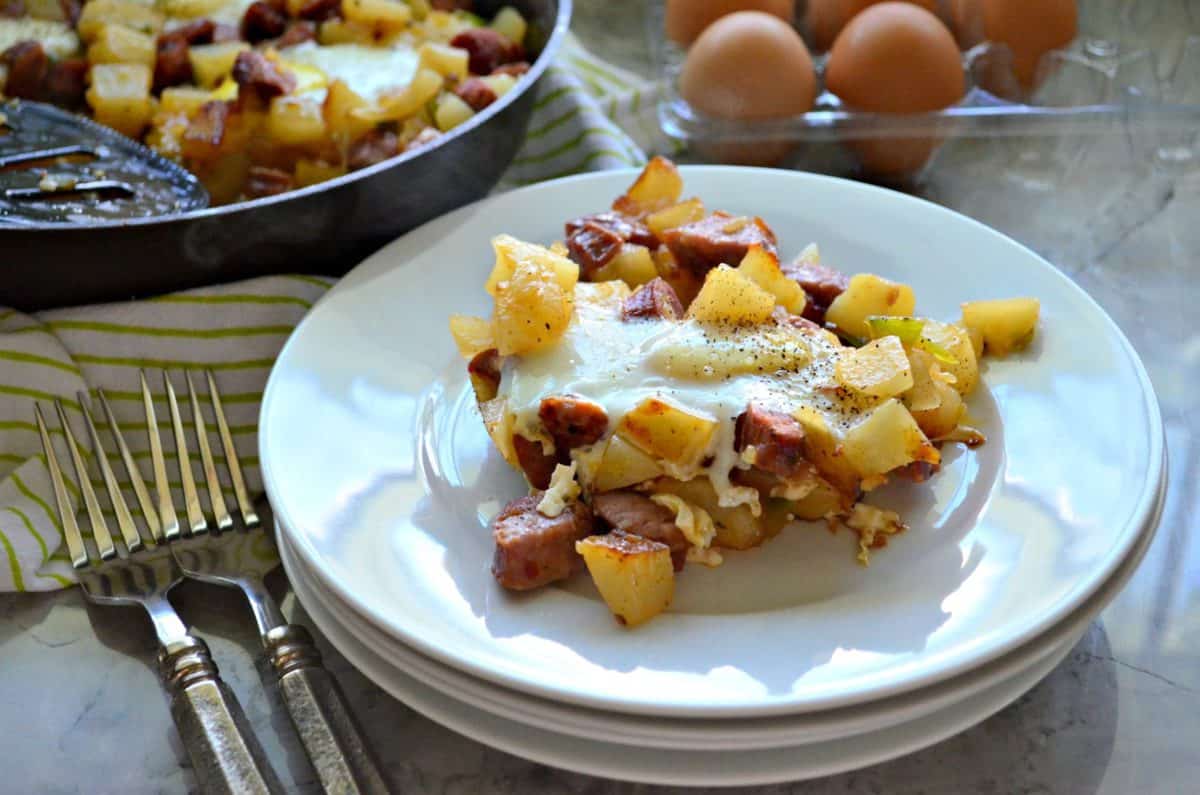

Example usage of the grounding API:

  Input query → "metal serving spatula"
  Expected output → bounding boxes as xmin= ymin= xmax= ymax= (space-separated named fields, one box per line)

xmin=0 ymin=99 xmax=208 ymax=225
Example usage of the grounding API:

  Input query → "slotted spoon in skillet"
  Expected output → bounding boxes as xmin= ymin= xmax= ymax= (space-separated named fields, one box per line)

xmin=0 ymin=99 xmax=208 ymax=225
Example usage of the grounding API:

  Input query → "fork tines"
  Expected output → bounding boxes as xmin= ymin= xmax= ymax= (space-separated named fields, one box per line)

xmin=35 ymin=370 xmax=259 ymax=568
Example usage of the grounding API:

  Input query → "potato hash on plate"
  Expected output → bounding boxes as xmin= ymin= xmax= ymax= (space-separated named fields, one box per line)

xmin=449 ymin=157 xmax=1040 ymax=627
xmin=0 ymin=0 xmax=531 ymax=203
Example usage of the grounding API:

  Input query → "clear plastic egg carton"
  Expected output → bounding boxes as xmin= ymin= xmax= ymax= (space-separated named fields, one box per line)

xmin=647 ymin=0 xmax=1200 ymax=180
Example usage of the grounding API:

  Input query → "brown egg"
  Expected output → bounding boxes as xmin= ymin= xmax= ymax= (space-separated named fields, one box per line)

xmin=981 ymin=0 xmax=1077 ymax=87
xmin=665 ymin=0 xmax=795 ymax=47
xmin=805 ymin=0 xmax=939 ymax=51
xmin=825 ymin=3 xmax=965 ymax=178
xmin=680 ymin=11 xmax=816 ymax=164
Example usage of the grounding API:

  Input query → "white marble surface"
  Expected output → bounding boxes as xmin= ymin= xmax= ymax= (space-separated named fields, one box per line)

xmin=2 ymin=3 xmax=1199 ymax=793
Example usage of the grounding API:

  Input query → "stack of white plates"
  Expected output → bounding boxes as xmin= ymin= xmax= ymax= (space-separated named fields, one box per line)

xmin=260 ymin=169 xmax=1166 ymax=786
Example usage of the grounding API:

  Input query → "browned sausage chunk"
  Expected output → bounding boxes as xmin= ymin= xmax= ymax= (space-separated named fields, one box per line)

xmin=661 ymin=211 xmax=777 ymax=277
xmin=467 ymin=348 xmax=501 ymax=402
xmin=491 ymin=61 xmax=530 ymax=77
xmin=491 ymin=495 xmax=594 ymax=591
xmin=622 ymin=277 xmax=684 ymax=321
xmin=232 ymin=50 xmax=295 ymax=104
xmin=346 ymin=129 xmax=400 ymax=170
xmin=565 ymin=211 xmax=658 ymax=250
xmin=538 ymin=395 xmax=608 ymax=450
xmin=212 ymin=22 xmax=240 ymax=42
xmin=181 ymin=100 xmax=232 ymax=157
xmin=735 ymin=403 xmax=808 ymax=480
xmin=593 ymin=491 xmax=689 ymax=571
xmin=782 ymin=257 xmax=850 ymax=324
xmin=57 ymin=0 xmax=81 ymax=25
xmin=1 ymin=0 xmax=26 ymax=18
xmin=450 ymin=28 xmax=523 ymax=75
xmin=454 ymin=77 xmax=497 ymax=112
xmin=566 ymin=221 xmax=623 ymax=278
xmin=245 ymin=166 xmax=293 ymax=198
xmin=512 ymin=434 xmax=557 ymax=490
xmin=42 ymin=57 xmax=87 ymax=108
xmin=432 ymin=0 xmax=473 ymax=10
xmin=174 ymin=19 xmax=218 ymax=44
xmin=153 ymin=35 xmax=193 ymax=92
xmin=298 ymin=0 xmax=341 ymax=21
xmin=242 ymin=1 xmax=288 ymax=43
xmin=272 ymin=20 xmax=317 ymax=48
xmin=1 ymin=41 xmax=47 ymax=100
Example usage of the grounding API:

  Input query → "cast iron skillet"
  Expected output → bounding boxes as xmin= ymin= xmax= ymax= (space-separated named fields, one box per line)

xmin=0 ymin=0 xmax=570 ymax=311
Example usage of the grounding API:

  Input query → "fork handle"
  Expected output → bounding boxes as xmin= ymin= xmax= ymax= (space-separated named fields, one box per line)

xmin=265 ymin=624 xmax=390 ymax=795
xmin=159 ymin=636 xmax=285 ymax=795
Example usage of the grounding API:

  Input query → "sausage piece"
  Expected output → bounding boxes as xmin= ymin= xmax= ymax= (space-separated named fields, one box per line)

xmin=491 ymin=61 xmax=530 ymax=77
xmin=298 ymin=0 xmax=341 ymax=22
xmin=782 ymin=257 xmax=850 ymax=324
xmin=734 ymin=403 xmax=808 ymax=480
xmin=538 ymin=395 xmax=608 ymax=450
xmin=512 ymin=434 xmax=557 ymax=490
xmin=242 ymin=1 xmax=288 ymax=43
xmin=42 ymin=57 xmax=87 ymax=108
xmin=346 ymin=129 xmax=400 ymax=170
xmin=153 ymin=35 xmax=193 ymax=92
xmin=491 ymin=494 xmax=594 ymax=591
xmin=592 ymin=491 xmax=688 ymax=571
xmin=232 ymin=50 xmax=295 ymax=104
xmin=661 ymin=211 xmax=777 ymax=277
xmin=1 ymin=41 xmax=47 ymax=100
xmin=621 ymin=278 xmax=684 ymax=322
xmin=454 ymin=77 xmax=497 ymax=111
xmin=467 ymin=348 xmax=501 ymax=402
xmin=450 ymin=28 xmax=523 ymax=75
xmin=566 ymin=221 xmax=623 ymax=278
xmin=565 ymin=212 xmax=658 ymax=250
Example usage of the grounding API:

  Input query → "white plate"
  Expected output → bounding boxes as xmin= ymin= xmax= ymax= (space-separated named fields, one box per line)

xmin=281 ymin=474 xmax=1159 ymax=753
xmin=284 ymin=529 xmax=1084 ymax=786
xmin=261 ymin=166 xmax=1164 ymax=718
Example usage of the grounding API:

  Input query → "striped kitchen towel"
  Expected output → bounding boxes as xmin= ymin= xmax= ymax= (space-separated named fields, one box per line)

xmin=0 ymin=37 xmax=663 ymax=592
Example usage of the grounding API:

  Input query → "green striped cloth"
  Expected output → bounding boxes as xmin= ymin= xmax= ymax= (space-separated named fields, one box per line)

xmin=0 ymin=37 xmax=659 ymax=592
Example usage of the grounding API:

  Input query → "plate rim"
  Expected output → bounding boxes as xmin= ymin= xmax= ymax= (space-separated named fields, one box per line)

xmin=261 ymin=165 xmax=1166 ymax=717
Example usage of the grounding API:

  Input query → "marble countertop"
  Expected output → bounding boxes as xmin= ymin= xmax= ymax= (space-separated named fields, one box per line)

xmin=2 ymin=3 xmax=1199 ymax=793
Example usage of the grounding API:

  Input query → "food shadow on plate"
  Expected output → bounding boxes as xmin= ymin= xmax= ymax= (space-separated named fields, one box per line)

xmin=404 ymin=378 xmax=1005 ymax=695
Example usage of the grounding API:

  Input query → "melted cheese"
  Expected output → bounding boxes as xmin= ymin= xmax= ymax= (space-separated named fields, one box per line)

xmin=283 ymin=41 xmax=419 ymax=101
xmin=500 ymin=284 xmax=875 ymax=509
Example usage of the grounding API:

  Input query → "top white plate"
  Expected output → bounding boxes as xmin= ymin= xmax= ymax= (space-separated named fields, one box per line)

xmin=260 ymin=167 xmax=1163 ymax=718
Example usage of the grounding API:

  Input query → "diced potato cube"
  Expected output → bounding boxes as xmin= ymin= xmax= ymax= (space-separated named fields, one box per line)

xmin=418 ymin=42 xmax=469 ymax=81
xmin=616 ymin=397 xmax=718 ymax=469
xmin=966 ymin=325 xmax=984 ymax=358
xmin=652 ymin=477 xmax=765 ymax=550
xmin=961 ymin=298 xmax=1040 ymax=357
xmin=188 ymin=41 xmax=250 ymax=89
xmin=612 ymin=156 xmax=683 ymax=216
xmin=593 ymin=435 xmax=665 ymax=492
xmin=652 ymin=246 xmax=702 ymax=307
xmin=577 ymin=531 xmax=675 ymax=628
xmin=294 ymin=159 xmax=347 ymax=188
xmin=322 ymin=79 xmax=374 ymax=143
xmin=919 ymin=319 xmax=979 ymax=395
xmin=88 ymin=24 xmax=156 ymax=67
xmin=491 ymin=240 xmax=579 ymax=356
xmin=825 ymin=274 xmax=917 ymax=340
xmin=448 ymin=314 xmax=495 ymax=358
xmin=687 ymin=264 xmax=776 ymax=326
xmin=157 ymin=0 xmax=228 ymax=18
xmin=793 ymin=406 xmax=861 ymax=500
xmin=343 ymin=0 xmax=412 ymax=33
xmin=479 ymin=397 xmax=518 ymax=468
xmin=737 ymin=244 xmax=806 ymax=315
xmin=318 ymin=18 xmax=377 ymax=45
xmin=835 ymin=336 xmax=914 ymax=398
xmin=909 ymin=370 xmax=964 ymax=440
xmin=591 ymin=243 xmax=658 ymax=288
xmin=267 ymin=96 xmax=327 ymax=146
xmin=354 ymin=67 xmax=442 ymax=123
xmin=78 ymin=0 xmax=163 ymax=40
xmin=490 ymin=5 xmax=527 ymax=44
xmin=486 ymin=234 xmax=579 ymax=297
xmin=645 ymin=197 xmax=705 ymax=237
xmin=434 ymin=92 xmax=475 ymax=131
xmin=160 ymin=86 xmax=213 ymax=117
xmin=86 ymin=63 xmax=153 ymax=138
xmin=787 ymin=477 xmax=843 ymax=520
xmin=480 ymin=72 xmax=517 ymax=99
xmin=841 ymin=399 xmax=938 ymax=478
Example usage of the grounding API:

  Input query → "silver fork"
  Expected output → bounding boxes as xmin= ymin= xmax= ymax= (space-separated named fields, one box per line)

xmin=35 ymin=399 xmax=284 ymax=795
xmin=141 ymin=370 xmax=388 ymax=795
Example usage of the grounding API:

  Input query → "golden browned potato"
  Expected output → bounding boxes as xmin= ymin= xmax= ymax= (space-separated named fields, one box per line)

xmin=825 ymin=274 xmax=917 ymax=340
xmin=591 ymin=244 xmax=658 ymax=287
xmin=268 ymin=96 xmax=328 ymax=147
xmin=577 ymin=530 xmax=675 ymax=627
xmin=322 ymin=80 xmax=375 ymax=144
xmin=687 ymin=264 xmax=777 ymax=325
xmin=187 ymin=41 xmax=250 ymax=89
xmin=651 ymin=477 xmax=768 ymax=550
xmin=736 ymin=245 xmax=806 ymax=315
xmin=448 ymin=314 xmax=494 ymax=358
xmin=86 ymin=63 xmax=153 ymax=138
xmin=835 ymin=336 xmax=914 ymax=398
xmin=616 ymin=397 xmax=718 ymax=470
xmin=343 ymin=0 xmax=413 ymax=34
xmin=841 ymin=399 xmax=939 ymax=478
xmin=918 ymin=319 xmax=979 ymax=395
xmin=88 ymin=24 xmax=156 ymax=68
xmin=612 ymin=156 xmax=684 ymax=216
xmin=77 ymin=0 xmax=163 ymax=40
xmin=961 ymin=298 xmax=1040 ymax=357
xmin=592 ymin=435 xmax=666 ymax=492
xmin=645 ymin=198 xmax=706 ymax=237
